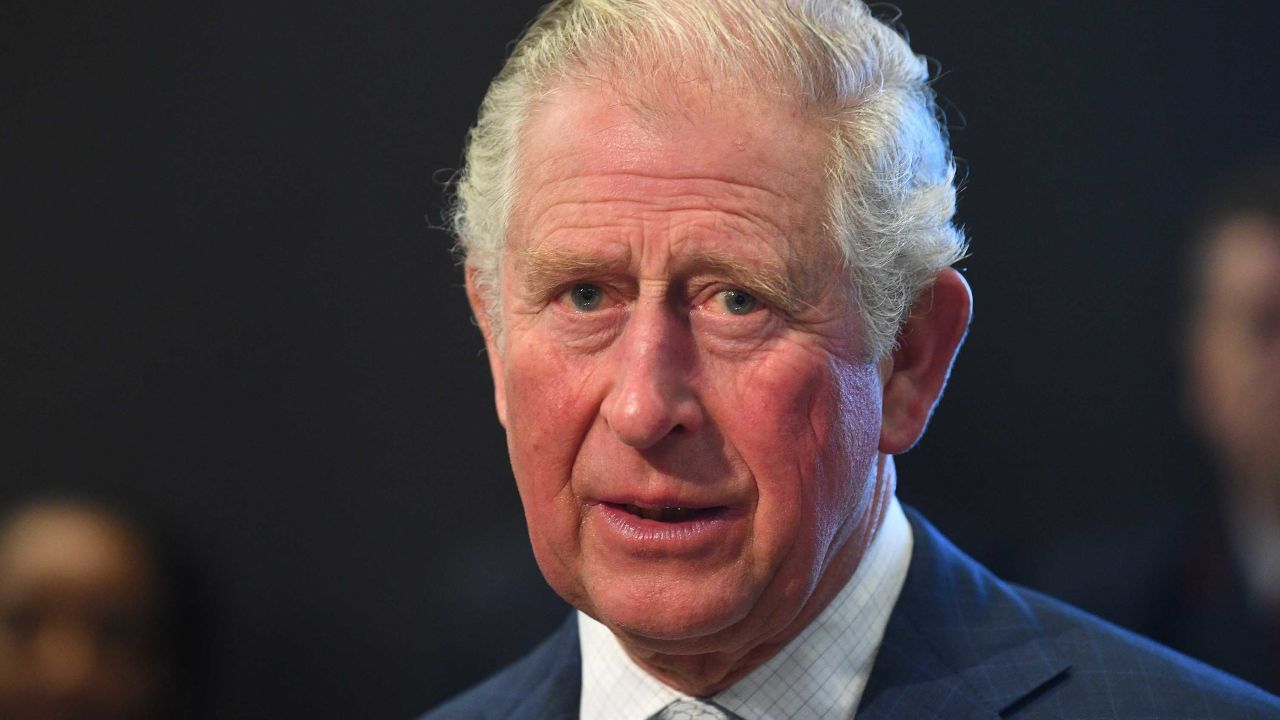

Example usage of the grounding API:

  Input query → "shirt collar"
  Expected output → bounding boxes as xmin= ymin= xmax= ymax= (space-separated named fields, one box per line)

xmin=578 ymin=496 xmax=913 ymax=720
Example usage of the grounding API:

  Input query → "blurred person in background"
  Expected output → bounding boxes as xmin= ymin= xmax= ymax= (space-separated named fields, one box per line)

xmin=0 ymin=496 xmax=197 ymax=720
xmin=1172 ymin=154 xmax=1280 ymax=691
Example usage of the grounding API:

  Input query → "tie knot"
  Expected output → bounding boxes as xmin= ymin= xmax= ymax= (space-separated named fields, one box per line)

xmin=653 ymin=698 xmax=739 ymax=720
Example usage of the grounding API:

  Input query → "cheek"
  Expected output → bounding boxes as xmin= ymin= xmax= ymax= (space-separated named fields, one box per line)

xmin=724 ymin=350 xmax=882 ymax=550
xmin=500 ymin=342 xmax=601 ymax=552
xmin=820 ymin=360 xmax=883 ymax=521
xmin=831 ymin=358 xmax=883 ymax=459
xmin=1201 ymin=331 xmax=1259 ymax=424
xmin=503 ymin=345 xmax=593 ymax=476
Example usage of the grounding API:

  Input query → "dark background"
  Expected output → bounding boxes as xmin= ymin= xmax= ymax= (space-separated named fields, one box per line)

xmin=3 ymin=1 xmax=1278 ymax=717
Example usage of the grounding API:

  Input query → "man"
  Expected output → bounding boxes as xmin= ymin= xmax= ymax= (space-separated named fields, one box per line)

xmin=1158 ymin=155 xmax=1280 ymax=689
xmin=0 ymin=498 xmax=179 ymax=720
xmin=425 ymin=1 xmax=1280 ymax=717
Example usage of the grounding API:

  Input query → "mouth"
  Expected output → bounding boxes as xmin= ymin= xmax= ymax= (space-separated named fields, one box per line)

xmin=608 ymin=502 xmax=725 ymax=523
xmin=590 ymin=500 xmax=741 ymax=554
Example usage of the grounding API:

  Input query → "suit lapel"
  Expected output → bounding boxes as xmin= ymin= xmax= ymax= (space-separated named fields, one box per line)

xmin=857 ymin=508 xmax=1070 ymax=719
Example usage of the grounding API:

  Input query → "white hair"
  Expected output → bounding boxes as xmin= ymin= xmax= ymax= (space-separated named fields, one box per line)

xmin=450 ymin=0 xmax=966 ymax=360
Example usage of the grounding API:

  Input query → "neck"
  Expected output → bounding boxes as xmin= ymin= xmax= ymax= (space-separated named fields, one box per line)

xmin=618 ymin=455 xmax=898 ymax=696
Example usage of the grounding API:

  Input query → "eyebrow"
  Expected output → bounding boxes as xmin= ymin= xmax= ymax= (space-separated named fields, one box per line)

xmin=517 ymin=245 xmax=630 ymax=300
xmin=689 ymin=252 xmax=811 ymax=316
xmin=517 ymin=245 xmax=814 ymax=316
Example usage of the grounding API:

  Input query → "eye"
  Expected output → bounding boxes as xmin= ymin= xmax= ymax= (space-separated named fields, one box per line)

xmin=568 ymin=283 xmax=604 ymax=312
xmin=720 ymin=289 xmax=759 ymax=315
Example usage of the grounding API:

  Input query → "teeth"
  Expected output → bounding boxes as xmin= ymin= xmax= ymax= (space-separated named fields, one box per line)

xmin=623 ymin=504 xmax=702 ymax=522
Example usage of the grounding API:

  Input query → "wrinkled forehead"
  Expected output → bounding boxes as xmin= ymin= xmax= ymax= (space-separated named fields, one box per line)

xmin=510 ymin=77 xmax=835 ymax=246
xmin=502 ymin=79 xmax=842 ymax=304
xmin=544 ymin=80 xmax=813 ymax=156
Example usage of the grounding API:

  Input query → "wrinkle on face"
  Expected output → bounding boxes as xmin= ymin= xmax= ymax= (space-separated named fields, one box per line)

xmin=518 ymin=239 xmax=817 ymax=320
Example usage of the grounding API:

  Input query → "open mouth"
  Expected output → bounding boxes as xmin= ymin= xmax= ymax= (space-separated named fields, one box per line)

xmin=613 ymin=503 xmax=723 ymax=522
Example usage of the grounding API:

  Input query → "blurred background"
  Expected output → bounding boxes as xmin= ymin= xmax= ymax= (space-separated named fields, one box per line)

xmin=2 ymin=1 xmax=1278 ymax=717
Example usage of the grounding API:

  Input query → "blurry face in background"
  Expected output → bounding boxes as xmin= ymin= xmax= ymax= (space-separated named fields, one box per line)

xmin=1191 ymin=215 xmax=1280 ymax=489
xmin=0 ymin=505 xmax=163 ymax=720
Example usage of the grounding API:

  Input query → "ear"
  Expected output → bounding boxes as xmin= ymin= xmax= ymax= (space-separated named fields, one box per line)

xmin=879 ymin=268 xmax=973 ymax=453
xmin=465 ymin=266 xmax=508 ymax=429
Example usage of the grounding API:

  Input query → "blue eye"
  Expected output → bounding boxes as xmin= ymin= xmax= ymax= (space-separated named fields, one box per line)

xmin=722 ymin=289 xmax=758 ymax=315
xmin=569 ymin=284 xmax=603 ymax=311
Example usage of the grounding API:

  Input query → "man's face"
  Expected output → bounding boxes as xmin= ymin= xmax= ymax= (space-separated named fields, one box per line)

xmin=1192 ymin=216 xmax=1280 ymax=482
xmin=478 ymin=83 xmax=889 ymax=651
xmin=0 ymin=506 xmax=162 ymax=720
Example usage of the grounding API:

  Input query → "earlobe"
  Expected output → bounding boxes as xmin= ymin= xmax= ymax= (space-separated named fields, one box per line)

xmin=465 ymin=266 xmax=508 ymax=429
xmin=879 ymin=268 xmax=973 ymax=453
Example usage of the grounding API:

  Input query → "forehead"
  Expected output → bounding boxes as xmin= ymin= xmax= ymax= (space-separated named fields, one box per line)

xmin=522 ymin=78 xmax=825 ymax=176
xmin=1202 ymin=216 xmax=1280 ymax=297
xmin=0 ymin=507 xmax=153 ymax=594
xmin=511 ymin=80 xmax=832 ymax=254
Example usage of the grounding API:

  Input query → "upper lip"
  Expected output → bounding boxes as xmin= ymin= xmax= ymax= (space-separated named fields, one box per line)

xmin=589 ymin=493 xmax=733 ymax=510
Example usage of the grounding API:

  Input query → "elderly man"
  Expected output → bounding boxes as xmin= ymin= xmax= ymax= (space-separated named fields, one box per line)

xmin=425 ymin=1 xmax=1279 ymax=717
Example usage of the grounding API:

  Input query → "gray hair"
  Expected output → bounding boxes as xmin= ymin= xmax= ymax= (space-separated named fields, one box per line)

xmin=450 ymin=0 xmax=966 ymax=360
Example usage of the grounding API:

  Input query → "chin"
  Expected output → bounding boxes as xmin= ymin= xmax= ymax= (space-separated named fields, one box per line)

xmin=585 ymin=576 xmax=757 ymax=648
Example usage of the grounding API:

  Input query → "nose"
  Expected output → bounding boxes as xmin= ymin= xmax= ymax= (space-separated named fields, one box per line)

xmin=602 ymin=302 xmax=703 ymax=448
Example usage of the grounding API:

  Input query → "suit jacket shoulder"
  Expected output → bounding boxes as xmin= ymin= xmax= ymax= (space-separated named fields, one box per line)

xmin=858 ymin=507 xmax=1280 ymax=718
xmin=419 ymin=614 xmax=580 ymax=720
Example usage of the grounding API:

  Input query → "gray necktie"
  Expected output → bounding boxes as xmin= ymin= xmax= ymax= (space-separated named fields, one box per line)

xmin=650 ymin=699 xmax=742 ymax=720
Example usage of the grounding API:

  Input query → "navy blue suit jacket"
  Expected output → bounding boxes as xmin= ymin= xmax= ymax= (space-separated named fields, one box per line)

xmin=423 ymin=508 xmax=1280 ymax=718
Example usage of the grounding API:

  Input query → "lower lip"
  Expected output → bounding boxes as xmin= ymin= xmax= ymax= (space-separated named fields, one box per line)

xmin=588 ymin=503 xmax=740 ymax=556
